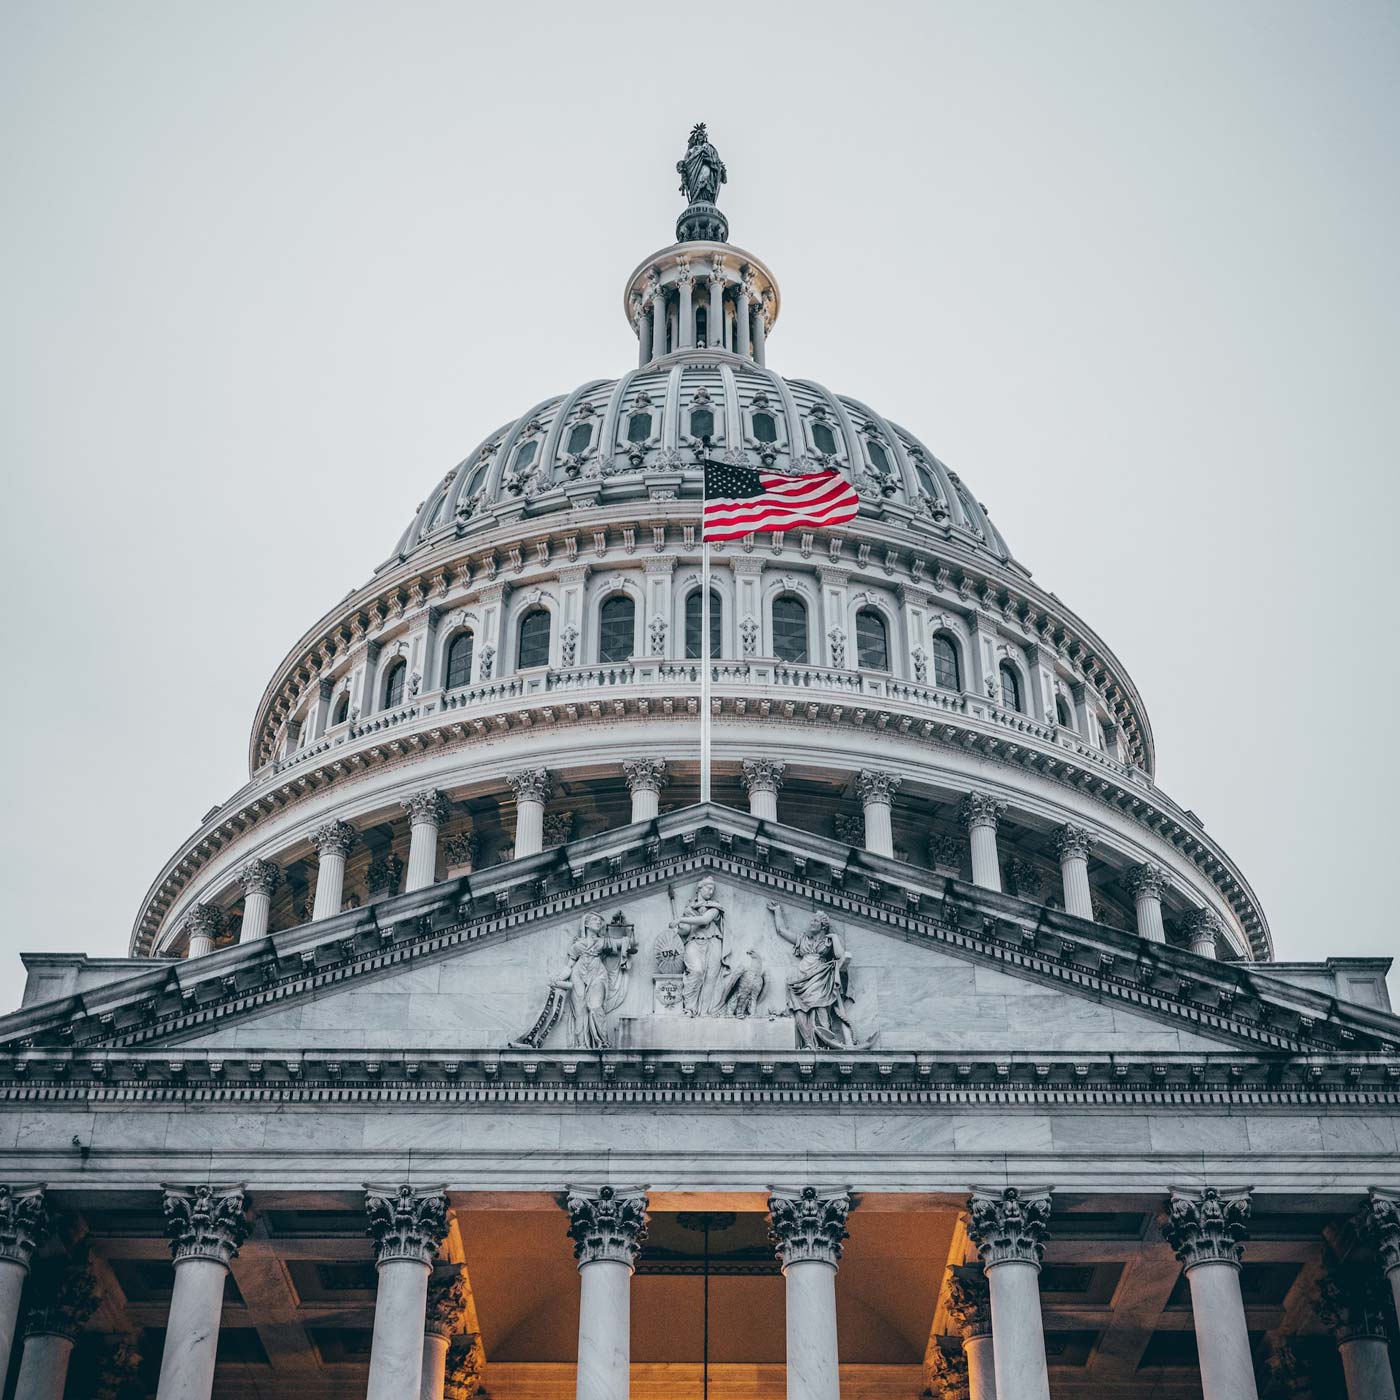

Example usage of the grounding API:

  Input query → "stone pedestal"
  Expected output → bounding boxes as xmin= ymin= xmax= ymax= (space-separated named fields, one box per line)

xmin=567 ymin=1187 xmax=649 ymax=1400
xmin=310 ymin=820 xmax=356 ymax=921
xmin=960 ymin=795 xmax=1005 ymax=893
xmin=769 ymin=1188 xmax=851 ymax=1400
xmin=403 ymin=791 xmax=449 ymax=892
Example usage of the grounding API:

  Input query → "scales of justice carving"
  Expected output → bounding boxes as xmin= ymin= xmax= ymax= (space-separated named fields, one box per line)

xmin=510 ymin=880 xmax=875 ymax=1052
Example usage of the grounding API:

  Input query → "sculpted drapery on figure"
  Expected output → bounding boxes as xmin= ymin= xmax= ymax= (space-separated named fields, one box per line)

xmin=555 ymin=912 xmax=636 ymax=1049
xmin=677 ymin=123 xmax=727 ymax=206
xmin=766 ymin=901 xmax=870 ymax=1049
xmin=668 ymin=877 xmax=730 ymax=1016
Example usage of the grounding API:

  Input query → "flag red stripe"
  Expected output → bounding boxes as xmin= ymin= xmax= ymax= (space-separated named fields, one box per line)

xmin=703 ymin=481 xmax=853 ymax=522
xmin=702 ymin=467 xmax=859 ymax=541
xmin=703 ymin=495 xmax=859 ymax=539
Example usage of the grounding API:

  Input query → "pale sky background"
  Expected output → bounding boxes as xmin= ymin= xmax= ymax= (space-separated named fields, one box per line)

xmin=2 ymin=1 xmax=1397 ymax=997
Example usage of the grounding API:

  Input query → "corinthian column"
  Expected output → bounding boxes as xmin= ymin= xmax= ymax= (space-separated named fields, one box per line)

xmin=857 ymin=771 xmax=901 ymax=858
xmin=966 ymin=1187 xmax=1053 ymax=1400
xmin=1183 ymin=908 xmax=1222 ymax=960
xmin=310 ymin=819 xmax=356 ymax=920
xmin=735 ymin=269 xmax=753 ymax=359
xmin=676 ymin=262 xmax=694 ymax=349
xmin=365 ymin=1185 xmax=451 ymax=1400
xmin=1362 ymin=1189 xmax=1400 ymax=1319
xmin=622 ymin=759 xmax=668 ymax=823
xmin=707 ymin=262 xmax=725 ymax=348
xmin=156 ymin=1185 xmax=251 ymax=1400
xmin=1161 ymin=1187 xmax=1258 ymax=1400
xmin=237 ymin=860 xmax=280 ymax=942
xmin=420 ymin=1265 xmax=469 ymax=1400
xmin=403 ymin=790 xmax=450 ymax=892
xmin=1053 ymin=824 xmax=1093 ymax=920
xmin=0 ymin=1185 xmax=48 ymax=1384
xmin=650 ymin=287 xmax=667 ymax=362
xmin=945 ymin=1264 xmax=997 ymax=1400
xmin=13 ymin=1259 xmax=100 ymax=1400
xmin=507 ymin=769 xmax=552 ymax=858
xmin=1317 ymin=1262 xmax=1399 ymax=1400
xmin=567 ymin=1187 xmax=649 ymax=1400
xmin=768 ymin=1187 xmax=851 ymax=1400
xmin=183 ymin=903 xmax=225 ymax=959
xmin=1126 ymin=863 xmax=1168 ymax=943
xmin=742 ymin=758 xmax=785 ymax=822
xmin=959 ymin=794 xmax=1006 ymax=892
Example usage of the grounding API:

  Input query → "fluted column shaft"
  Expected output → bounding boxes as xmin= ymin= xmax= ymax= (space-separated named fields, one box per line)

xmin=752 ymin=306 xmax=767 ymax=366
xmin=623 ymin=760 xmax=667 ymax=824
xmin=568 ymin=1187 xmax=648 ymax=1400
xmin=968 ymin=1188 xmax=1052 ymax=1400
xmin=769 ymin=1189 xmax=850 ymax=1400
xmin=707 ymin=271 xmax=724 ymax=348
xmin=677 ymin=272 xmax=694 ymax=349
xmin=364 ymin=1186 xmax=450 ymax=1400
xmin=742 ymin=759 xmax=785 ymax=823
xmin=156 ymin=1187 xmax=250 ymax=1400
xmin=237 ymin=861 xmax=279 ymax=943
xmin=735 ymin=283 xmax=752 ymax=358
xmin=637 ymin=307 xmax=651 ymax=368
xmin=1128 ymin=865 xmax=1167 ymax=943
xmin=310 ymin=821 xmax=355 ymax=921
xmin=1054 ymin=826 xmax=1093 ymax=920
xmin=651 ymin=291 xmax=667 ymax=361
xmin=403 ymin=791 xmax=449 ymax=893
xmin=184 ymin=903 xmax=225 ymax=959
xmin=0 ymin=1185 xmax=47 ymax=1384
xmin=858 ymin=771 xmax=901 ymax=859
xmin=960 ymin=795 xmax=1005 ymax=892
xmin=508 ymin=770 xmax=552 ymax=859
xmin=1163 ymin=1187 xmax=1258 ymax=1400
xmin=1185 ymin=909 xmax=1222 ymax=960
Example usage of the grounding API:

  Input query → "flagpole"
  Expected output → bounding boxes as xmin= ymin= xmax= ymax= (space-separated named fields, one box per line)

xmin=700 ymin=535 xmax=712 ymax=806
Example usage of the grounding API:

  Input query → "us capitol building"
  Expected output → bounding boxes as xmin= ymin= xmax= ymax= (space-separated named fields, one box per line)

xmin=1 ymin=126 xmax=1397 ymax=1400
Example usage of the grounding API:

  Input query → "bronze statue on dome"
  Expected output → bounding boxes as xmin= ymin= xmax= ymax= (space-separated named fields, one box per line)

xmin=677 ymin=123 xmax=727 ymax=206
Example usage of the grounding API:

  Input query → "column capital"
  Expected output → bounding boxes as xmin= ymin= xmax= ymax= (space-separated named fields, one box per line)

xmin=959 ymin=792 xmax=1006 ymax=832
xmin=1182 ymin=907 xmax=1224 ymax=948
xmin=1316 ymin=1261 xmax=1391 ymax=1343
xmin=425 ymin=1262 xmax=470 ymax=1339
xmin=237 ymin=858 xmax=281 ymax=898
xmin=768 ymin=1186 xmax=851 ymax=1269
xmin=1257 ymin=1338 xmax=1311 ymax=1400
xmin=857 ymin=769 xmax=902 ymax=805
xmin=365 ymin=1183 xmax=450 ymax=1267
xmin=22 ymin=1258 xmax=100 ymax=1340
xmin=622 ymin=758 xmax=669 ymax=795
xmin=444 ymin=1336 xmax=485 ymax=1400
xmin=311 ymin=819 xmax=357 ymax=857
xmin=183 ymin=902 xmax=226 ymax=944
xmin=402 ymin=789 xmax=450 ymax=827
xmin=0 ymin=1184 xmax=49 ymax=1268
xmin=1053 ymin=823 xmax=1092 ymax=862
xmin=1161 ymin=1186 xmax=1252 ymax=1270
xmin=1126 ymin=861 xmax=1169 ymax=900
xmin=567 ymin=1186 xmax=649 ymax=1270
xmin=944 ymin=1262 xmax=992 ymax=1338
xmin=1362 ymin=1188 xmax=1400 ymax=1274
xmin=924 ymin=1341 xmax=970 ymax=1400
xmin=507 ymin=767 xmax=553 ymax=804
xmin=163 ymin=1184 xmax=251 ymax=1267
xmin=967 ymin=1186 xmax=1052 ymax=1270
xmin=741 ymin=758 xmax=786 ymax=795
xmin=94 ymin=1337 xmax=144 ymax=1400
xmin=444 ymin=831 xmax=480 ymax=868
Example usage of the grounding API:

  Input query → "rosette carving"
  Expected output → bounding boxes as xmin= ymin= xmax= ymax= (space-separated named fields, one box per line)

xmin=566 ymin=1186 xmax=649 ymax=1269
xmin=1161 ymin=1186 xmax=1251 ymax=1270
xmin=967 ymin=1186 xmax=1052 ymax=1270
xmin=365 ymin=1184 xmax=450 ymax=1267
xmin=163 ymin=1184 xmax=251 ymax=1266
xmin=768 ymin=1187 xmax=851 ymax=1268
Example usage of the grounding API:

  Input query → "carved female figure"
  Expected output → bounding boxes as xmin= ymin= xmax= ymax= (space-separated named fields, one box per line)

xmin=554 ymin=912 xmax=635 ymax=1049
xmin=668 ymin=877 xmax=729 ymax=1017
xmin=765 ymin=902 xmax=862 ymax=1050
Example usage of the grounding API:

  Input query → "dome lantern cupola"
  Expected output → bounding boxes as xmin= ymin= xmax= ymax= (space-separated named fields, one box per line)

xmin=623 ymin=123 xmax=779 ymax=368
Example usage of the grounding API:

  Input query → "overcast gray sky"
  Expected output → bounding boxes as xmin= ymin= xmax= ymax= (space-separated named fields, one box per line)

xmin=2 ymin=1 xmax=1397 ymax=995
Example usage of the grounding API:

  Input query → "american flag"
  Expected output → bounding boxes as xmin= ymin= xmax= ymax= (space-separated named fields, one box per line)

xmin=702 ymin=460 xmax=860 ymax=541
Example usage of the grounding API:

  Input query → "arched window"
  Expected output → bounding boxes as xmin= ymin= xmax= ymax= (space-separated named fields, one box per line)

xmin=518 ymin=608 xmax=552 ymax=669
xmin=772 ymin=595 xmax=809 ymax=664
xmin=691 ymin=407 xmax=715 ymax=440
xmin=752 ymin=412 xmax=777 ymax=444
xmin=999 ymin=662 xmax=1023 ymax=714
xmin=1056 ymin=695 xmax=1073 ymax=729
xmin=931 ymin=633 xmax=961 ymax=691
xmin=566 ymin=423 xmax=592 ymax=455
xmin=382 ymin=659 xmax=407 ymax=710
xmin=331 ymin=693 xmax=350 ymax=727
xmin=855 ymin=608 xmax=889 ymax=671
xmin=811 ymin=421 xmax=838 ymax=456
xmin=685 ymin=590 xmax=723 ymax=659
xmin=627 ymin=411 xmax=652 ymax=443
xmin=598 ymin=594 xmax=635 ymax=663
xmin=445 ymin=631 xmax=474 ymax=690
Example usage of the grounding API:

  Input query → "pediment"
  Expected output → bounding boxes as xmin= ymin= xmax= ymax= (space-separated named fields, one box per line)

xmin=5 ymin=806 xmax=1395 ymax=1073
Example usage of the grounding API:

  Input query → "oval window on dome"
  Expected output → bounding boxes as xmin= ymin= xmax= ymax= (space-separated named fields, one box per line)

xmin=811 ymin=422 xmax=837 ymax=456
xmin=691 ymin=407 xmax=715 ymax=440
xmin=752 ymin=412 xmax=777 ymax=444
xmin=867 ymin=440 xmax=891 ymax=476
xmin=627 ymin=412 xmax=652 ymax=444
xmin=567 ymin=423 xmax=592 ymax=455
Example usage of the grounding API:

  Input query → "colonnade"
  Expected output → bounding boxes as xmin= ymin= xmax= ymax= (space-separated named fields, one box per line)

xmin=635 ymin=258 xmax=771 ymax=368
xmin=5 ymin=1183 xmax=1399 ymax=1400
xmin=190 ymin=763 xmax=1228 ymax=960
